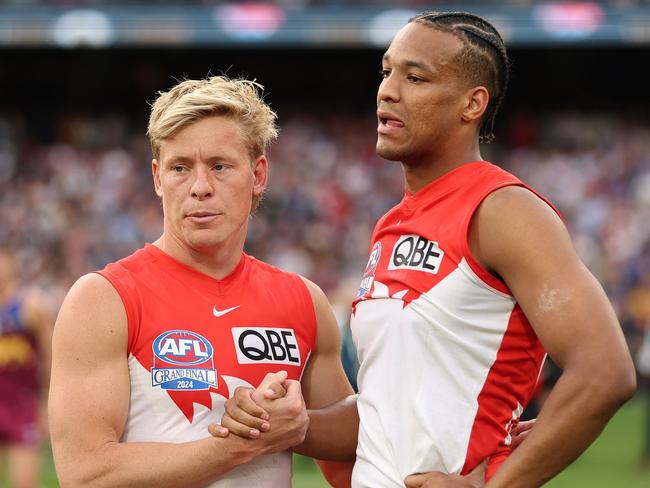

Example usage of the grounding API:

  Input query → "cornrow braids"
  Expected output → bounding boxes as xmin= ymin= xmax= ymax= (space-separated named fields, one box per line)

xmin=409 ymin=11 xmax=510 ymax=144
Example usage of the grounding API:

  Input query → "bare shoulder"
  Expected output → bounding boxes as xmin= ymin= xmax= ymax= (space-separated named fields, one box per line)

xmin=298 ymin=276 xmax=330 ymax=310
xmin=297 ymin=276 xmax=340 ymax=353
xmin=478 ymin=185 xmax=561 ymax=229
xmin=54 ymin=272 xmax=127 ymax=354
xmin=471 ymin=185 xmax=573 ymax=274
xmin=61 ymin=272 xmax=124 ymax=315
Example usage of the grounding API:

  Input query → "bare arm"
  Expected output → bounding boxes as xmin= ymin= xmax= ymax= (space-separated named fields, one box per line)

xmin=296 ymin=277 xmax=358 ymax=461
xmin=473 ymin=187 xmax=636 ymax=487
xmin=218 ymin=278 xmax=358 ymax=460
xmin=49 ymin=273 xmax=301 ymax=488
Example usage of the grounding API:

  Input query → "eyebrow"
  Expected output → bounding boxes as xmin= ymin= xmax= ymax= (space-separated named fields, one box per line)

xmin=164 ymin=154 xmax=194 ymax=164
xmin=383 ymin=53 xmax=434 ymax=73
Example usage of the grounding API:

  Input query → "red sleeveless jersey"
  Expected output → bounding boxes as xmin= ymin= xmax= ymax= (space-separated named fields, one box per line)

xmin=351 ymin=162 xmax=557 ymax=486
xmin=97 ymin=244 xmax=316 ymax=487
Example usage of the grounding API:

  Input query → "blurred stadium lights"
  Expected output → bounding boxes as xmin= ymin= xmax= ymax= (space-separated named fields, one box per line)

xmin=0 ymin=1 xmax=649 ymax=47
xmin=366 ymin=8 xmax=418 ymax=47
xmin=51 ymin=9 xmax=115 ymax=47
xmin=534 ymin=2 xmax=605 ymax=39
xmin=215 ymin=3 xmax=286 ymax=41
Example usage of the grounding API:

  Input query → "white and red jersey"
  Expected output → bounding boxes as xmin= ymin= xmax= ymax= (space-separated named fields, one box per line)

xmin=96 ymin=244 xmax=317 ymax=488
xmin=350 ymin=162 xmax=554 ymax=487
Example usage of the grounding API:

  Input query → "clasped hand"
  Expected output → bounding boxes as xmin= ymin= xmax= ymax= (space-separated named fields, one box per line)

xmin=208 ymin=373 xmax=535 ymax=487
xmin=208 ymin=370 xmax=308 ymax=455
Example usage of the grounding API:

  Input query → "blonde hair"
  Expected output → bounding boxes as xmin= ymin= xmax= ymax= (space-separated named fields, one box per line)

xmin=147 ymin=75 xmax=278 ymax=161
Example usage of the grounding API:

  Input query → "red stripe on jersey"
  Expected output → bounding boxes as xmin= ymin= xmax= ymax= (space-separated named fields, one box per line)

xmin=461 ymin=304 xmax=546 ymax=477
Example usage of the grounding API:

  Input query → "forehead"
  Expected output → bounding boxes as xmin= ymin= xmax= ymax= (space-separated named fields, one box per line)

xmin=384 ymin=22 xmax=464 ymax=71
xmin=159 ymin=115 xmax=249 ymax=160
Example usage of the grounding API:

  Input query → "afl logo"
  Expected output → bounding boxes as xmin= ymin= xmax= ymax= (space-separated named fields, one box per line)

xmin=152 ymin=330 xmax=213 ymax=365
xmin=151 ymin=330 xmax=217 ymax=391
xmin=358 ymin=242 xmax=382 ymax=297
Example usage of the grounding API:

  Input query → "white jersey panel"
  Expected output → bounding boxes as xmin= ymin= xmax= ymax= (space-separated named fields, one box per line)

xmin=123 ymin=355 xmax=292 ymax=488
xmin=351 ymin=259 xmax=516 ymax=487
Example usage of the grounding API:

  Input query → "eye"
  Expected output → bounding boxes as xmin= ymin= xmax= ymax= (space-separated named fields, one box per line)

xmin=213 ymin=163 xmax=225 ymax=171
xmin=172 ymin=165 xmax=186 ymax=173
xmin=379 ymin=69 xmax=390 ymax=79
xmin=407 ymin=74 xmax=424 ymax=83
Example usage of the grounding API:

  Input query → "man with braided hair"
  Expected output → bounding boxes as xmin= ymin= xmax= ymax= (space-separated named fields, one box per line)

xmin=355 ymin=10 xmax=634 ymax=487
xmin=217 ymin=10 xmax=635 ymax=488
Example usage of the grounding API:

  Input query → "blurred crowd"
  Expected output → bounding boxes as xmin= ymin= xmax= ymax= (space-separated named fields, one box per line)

xmin=1 ymin=109 xmax=650 ymax=370
xmin=3 ymin=0 xmax=650 ymax=8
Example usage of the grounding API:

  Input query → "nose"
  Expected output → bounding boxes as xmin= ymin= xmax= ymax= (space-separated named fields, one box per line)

xmin=377 ymin=72 xmax=400 ymax=105
xmin=190 ymin=165 xmax=213 ymax=200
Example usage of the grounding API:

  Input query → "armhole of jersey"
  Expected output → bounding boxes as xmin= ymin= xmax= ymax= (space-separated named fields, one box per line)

xmin=460 ymin=182 xmax=563 ymax=296
xmin=94 ymin=269 xmax=139 ymax=355
xmin=294 ymin=275 xmax=318 ymax=355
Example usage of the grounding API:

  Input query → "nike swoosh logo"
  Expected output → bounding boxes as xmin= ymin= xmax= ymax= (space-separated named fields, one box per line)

xmin=213 ymin=305 xmax=240 ymax=317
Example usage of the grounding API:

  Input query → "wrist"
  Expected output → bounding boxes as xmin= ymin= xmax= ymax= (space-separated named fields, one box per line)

xmin=209 ymin=434 xmax=262 ymax=466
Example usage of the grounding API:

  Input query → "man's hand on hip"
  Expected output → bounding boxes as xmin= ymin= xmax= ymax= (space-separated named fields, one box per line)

xmin=404 ymin=461 xmax=486 ymax=488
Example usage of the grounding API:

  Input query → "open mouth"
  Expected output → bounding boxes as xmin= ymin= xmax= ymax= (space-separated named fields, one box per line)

xmin=378 ymin=114 xmax=405 ymax=132
xmin=381 ymin=118 xmax=404 ymax=128
xmin=377 ymin=110 xmax=404 ymax=130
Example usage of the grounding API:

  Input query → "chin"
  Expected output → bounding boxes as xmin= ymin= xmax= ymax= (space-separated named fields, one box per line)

xmin=185 ymin=229 xmax=227 ymax=250
xmin=376 ymin=142 xmax=405 ymax=162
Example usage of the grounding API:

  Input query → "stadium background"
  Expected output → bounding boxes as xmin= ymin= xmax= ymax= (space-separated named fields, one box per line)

xmin=1 ymin=0 xmax=649 ymax=486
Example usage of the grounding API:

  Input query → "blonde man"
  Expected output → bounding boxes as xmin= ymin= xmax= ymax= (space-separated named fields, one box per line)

xmin=49 ymin=76 xmax=356 ymax=487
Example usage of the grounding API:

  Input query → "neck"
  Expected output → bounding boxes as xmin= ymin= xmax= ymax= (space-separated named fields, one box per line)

xmin=153 ymin=233 xmax=245 ymax=281
xmin=402 ymin=140 xmax=482 ymax=194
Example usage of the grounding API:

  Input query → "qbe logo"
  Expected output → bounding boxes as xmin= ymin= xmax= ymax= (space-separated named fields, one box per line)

xmin=388 ymin=234 xmax=445 ymax=275
xmin=151 ymin=330 xmax=217 ymax=391
xmin=232 ymin=327 xmax=301 ymax=366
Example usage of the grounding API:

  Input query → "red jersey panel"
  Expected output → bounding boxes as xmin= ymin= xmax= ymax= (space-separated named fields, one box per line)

xmin=351 ymin=162 xmax=556 ymax=487
xmin=96 ymin=244 xmax=316 ymax=487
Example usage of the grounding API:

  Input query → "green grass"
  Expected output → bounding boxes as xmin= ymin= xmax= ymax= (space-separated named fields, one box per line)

xmin=293 ymin=454 xmax=330 ymax=488
xmin=2 ymin=395 xmax=648 ymax=487
xmin=547 ymin=394 xmax=650 ymax=487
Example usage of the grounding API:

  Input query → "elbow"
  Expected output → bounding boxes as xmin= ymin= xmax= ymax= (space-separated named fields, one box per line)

xmin=612 ymin=366 xmax=637 ymax=405
xmin=55 ymin=462 xmax=95 ymax=488
xmin=55 ymin=468 xmax=86 ymax=488
xmin=53 ymin=447 xmax=112 ymax=488
xmin=592 ymin=358 xmax=637 ymax=410
xmin=57 ymin=466 xmax=108 ymax=488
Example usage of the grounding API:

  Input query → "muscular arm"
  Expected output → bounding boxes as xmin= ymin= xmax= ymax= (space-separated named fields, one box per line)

xmin=472 ymin=187 xmax=636 ymax=487
xmin=49 ymin=274 xmax=290 ymax=488
xmin=296 ymin=277 xmax=357 ymax=462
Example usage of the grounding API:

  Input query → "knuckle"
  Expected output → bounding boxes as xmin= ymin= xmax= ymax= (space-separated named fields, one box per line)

xmin=234 ymin=386 xmax=251 ymax=400
xmin=288 ymin=400 xmax=304 ymax=416
xmin=227 ymin=404 xmax=242 ymax=419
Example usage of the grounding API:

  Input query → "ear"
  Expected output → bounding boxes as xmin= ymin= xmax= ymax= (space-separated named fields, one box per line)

xmin=251 ymin=155 xmax=268 ymax=198
xmin=152 ymin=159 xmax=163 ymax=198
xmin=461 ymin=86 xmax=490 ymax=123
